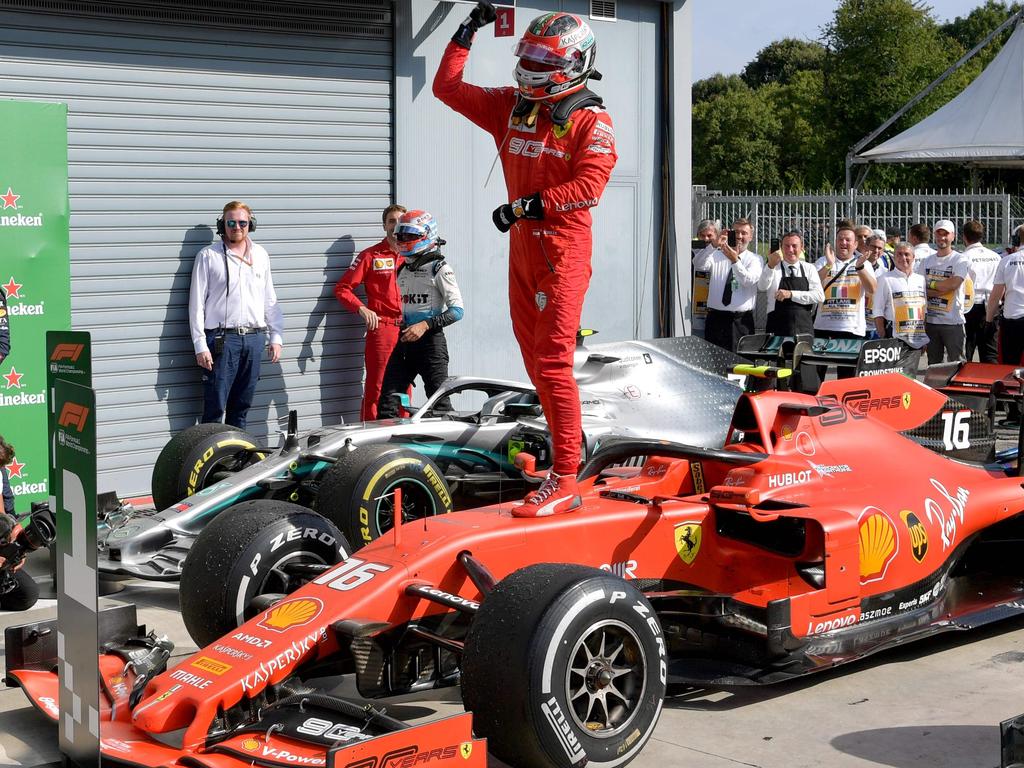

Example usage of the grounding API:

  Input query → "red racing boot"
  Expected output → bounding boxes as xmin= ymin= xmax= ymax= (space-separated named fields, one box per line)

xmin=512 ymin=472 xmax=582 ymax=517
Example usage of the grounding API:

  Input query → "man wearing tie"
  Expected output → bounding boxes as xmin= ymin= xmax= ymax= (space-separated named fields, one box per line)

xmin=694 ymin=217 xmax=762 ymax=351
xmin=759 ymin=231 xmax=824 ymax=337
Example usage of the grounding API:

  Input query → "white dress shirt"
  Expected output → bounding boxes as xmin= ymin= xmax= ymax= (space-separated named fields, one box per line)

xmin=693 ymin=247 xmax=762 ymax=313
xmin=189 ymin=239 xmax=284 ymax=355
xmin=757 ymin=259 xmax=825 ymax=314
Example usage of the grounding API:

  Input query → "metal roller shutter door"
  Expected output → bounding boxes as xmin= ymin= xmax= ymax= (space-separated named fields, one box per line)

xmin=0 ymin=1 xmax=392 ymax=494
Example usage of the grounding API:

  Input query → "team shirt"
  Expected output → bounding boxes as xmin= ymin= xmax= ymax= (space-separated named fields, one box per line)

xmin=916 ymin=250 xmax=971 ymax=325
xmin=994 ymin=251 xmax=1024 ymax=320
xmin=963 ymin=242 xmax=1001 ymax=305
xmin=873 ymin=269 xmax=928 ymax=349
xmin=814 ymin=256 xmax=869 ymax=335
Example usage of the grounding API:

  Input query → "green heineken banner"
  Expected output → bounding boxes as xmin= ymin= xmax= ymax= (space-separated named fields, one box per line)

xmin=0 ymin=100 xmax=72 ymax=514
xmin=53 ymin=376 xmax=99 ymax=768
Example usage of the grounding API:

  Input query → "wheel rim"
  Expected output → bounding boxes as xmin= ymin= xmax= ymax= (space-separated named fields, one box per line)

xmin=375 ymin=478 xmax=437 ymax=534
xmin=199 ymin=450 xmax=255 ymax=490
xmin=564 ymin=619 xmax=647 ymax=738
xmin=240 ymin=550 xmax=330 ymax=622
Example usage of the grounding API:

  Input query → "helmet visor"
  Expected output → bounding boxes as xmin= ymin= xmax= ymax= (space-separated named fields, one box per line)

xmin=514 ymin=40 xmax=572 ymax=69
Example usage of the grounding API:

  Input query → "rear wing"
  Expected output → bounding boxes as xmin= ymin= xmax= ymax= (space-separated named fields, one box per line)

xmin=736 ymin=334 xmax=919 ymax=379
xmin=923 ymin=361 xmax=1024 ymax=402
xmin=818 ymin=372 xmax=998 ymax=464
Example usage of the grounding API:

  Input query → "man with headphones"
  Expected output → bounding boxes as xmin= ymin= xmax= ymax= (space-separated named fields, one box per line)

xmin=188 ymin=200 xmax=284 ymax=430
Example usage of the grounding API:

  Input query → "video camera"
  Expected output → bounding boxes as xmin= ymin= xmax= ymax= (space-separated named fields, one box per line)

xmin=0 ymin=501 xmax=55 ymax=596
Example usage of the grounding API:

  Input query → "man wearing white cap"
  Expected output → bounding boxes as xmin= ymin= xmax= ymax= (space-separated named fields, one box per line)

xmin=918 ymin=219 xmax=970 ymax=363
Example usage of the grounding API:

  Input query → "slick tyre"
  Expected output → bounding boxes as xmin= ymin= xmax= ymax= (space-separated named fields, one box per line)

xmin=316 ymin=444 xmax=452 ymax=547
xmin=462 ymin=564 xmax=666 ymax=768
xmin=0 ymin=570 xmax=39 ymax=611
xmin=180 ymin=500 xmax=351 ymax=647
xmin=151 ymin=423 xmax=263 ymax=510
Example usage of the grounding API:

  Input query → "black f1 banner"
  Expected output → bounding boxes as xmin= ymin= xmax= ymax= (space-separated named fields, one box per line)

xmin=856 ymin=338 xmax=919 ymax=378
xmin=53 ymin=374 xmax=99 ymax=768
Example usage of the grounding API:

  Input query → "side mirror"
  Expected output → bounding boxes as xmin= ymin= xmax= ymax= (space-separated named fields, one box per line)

xmin=392 ymin=392 xmax=419 ymax=415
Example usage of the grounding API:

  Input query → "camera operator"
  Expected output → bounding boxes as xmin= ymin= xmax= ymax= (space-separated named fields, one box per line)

xmin=0 ymin=435 xmax=40 ymax=611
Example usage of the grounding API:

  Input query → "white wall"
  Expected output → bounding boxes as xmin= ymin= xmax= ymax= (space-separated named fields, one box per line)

xmin=394 ymin=0 xmax=687 ymax=386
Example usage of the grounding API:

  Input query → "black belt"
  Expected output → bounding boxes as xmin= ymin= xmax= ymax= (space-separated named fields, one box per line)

xmin=208 ymin=326 xmax=267 ymax=335
xmin=708 ymin=308 xmax=750 ymax=317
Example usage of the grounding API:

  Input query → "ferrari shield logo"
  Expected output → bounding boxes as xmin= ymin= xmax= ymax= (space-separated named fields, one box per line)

xmin=553 ymin=120 xmax=573 ymax=139
xmin=460 ymin=743 xmax=473 ymax=760
xmin=902 ymin=392 xmax=912 ymax=410
xmin=674 ymin=522 xmax=702 ymax=565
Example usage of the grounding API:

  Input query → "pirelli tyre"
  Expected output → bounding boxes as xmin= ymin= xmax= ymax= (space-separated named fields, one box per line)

xmin=151 ymin=423 xmax=263 ymax=511
xmin=179 ymin=500 xmax=351 ymax=647
xmin=461 ymin=564 xmax=666 ymax=768
xmin=316 ymin=444 xmax=453 ymax=547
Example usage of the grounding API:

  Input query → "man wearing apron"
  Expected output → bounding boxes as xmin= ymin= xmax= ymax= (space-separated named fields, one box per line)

xmin=760 ymin=231 xmax=824 ymax=337
xmin=759 ymin=231 xmax=824 ymax=392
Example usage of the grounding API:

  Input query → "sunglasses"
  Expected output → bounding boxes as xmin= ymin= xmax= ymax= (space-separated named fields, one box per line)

xmin=225 ymin=220 xmax=250 ymax=229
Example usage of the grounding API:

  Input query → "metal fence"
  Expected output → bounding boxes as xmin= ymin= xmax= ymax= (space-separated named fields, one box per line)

xmin=693 ymin=187 xmax=1019 ymax=258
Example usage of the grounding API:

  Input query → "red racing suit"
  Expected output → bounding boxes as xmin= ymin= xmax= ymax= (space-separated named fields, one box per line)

xmin=433 ymin=41 xmax=617 ymax=474
xmin=334 ymin=239 xmax=402 ymax=421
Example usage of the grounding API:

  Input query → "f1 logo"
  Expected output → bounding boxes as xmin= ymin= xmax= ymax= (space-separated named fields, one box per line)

xmin=58 ymin=402 xmax=90 ymax=432
xmin=495 ymin=6 xmax=514 ymax=37
xmin=51 ymin=343 xmax=84 ymax=362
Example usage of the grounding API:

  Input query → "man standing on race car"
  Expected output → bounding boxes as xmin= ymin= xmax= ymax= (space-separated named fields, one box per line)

xmin=189 ymin=201 xmax=284 ymax=430
xmin=433 ymin=3 xmax=617 ymax=517
xmin=377 ymin=210 xmax=464 ymax=419
xmin=335 ymin=204 xmax=407 ymax=421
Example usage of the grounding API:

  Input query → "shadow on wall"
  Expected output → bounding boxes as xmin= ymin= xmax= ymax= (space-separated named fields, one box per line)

xmin=301 ymin=234 xmax=367 ymax=425
xmin=154 ymin=224 xmax=214 ymax=436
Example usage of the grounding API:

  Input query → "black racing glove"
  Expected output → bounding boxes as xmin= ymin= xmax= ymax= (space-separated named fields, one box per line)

xmin=452 ymin=1 xmax=497 ymax=49
xmin=492 ymin=192 xmax=543 ymax=233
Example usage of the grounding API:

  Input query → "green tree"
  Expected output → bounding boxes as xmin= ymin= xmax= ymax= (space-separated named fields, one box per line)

xmin=741 ymin=38 xmax=826 ymax=88
xmin=692 ymin=86 xmax=783 ymax=190
xmin=691 ymin=73 xmax=747 ymax=105
xmin=821 ymin=0 xmax=977 ymax=186
xmin=941 ymin=1 xmax=1022 ymax=69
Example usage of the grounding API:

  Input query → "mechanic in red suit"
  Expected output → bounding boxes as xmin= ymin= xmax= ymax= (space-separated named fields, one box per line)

xmin=434 ymin=4 xmax=617 ymax=517
xmin=334 ymin=204 xmax=406 ymax=421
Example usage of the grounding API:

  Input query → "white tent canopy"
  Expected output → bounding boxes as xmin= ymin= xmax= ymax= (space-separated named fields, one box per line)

xmin=858 ymin=20 xmax=1024 ymax=167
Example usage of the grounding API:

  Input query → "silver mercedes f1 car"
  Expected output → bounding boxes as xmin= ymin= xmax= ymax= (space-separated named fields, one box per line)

xmin=97 ymin=336 xmax=747 ymax=583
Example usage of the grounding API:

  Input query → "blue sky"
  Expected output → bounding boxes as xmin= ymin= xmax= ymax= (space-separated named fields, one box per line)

xmin=693 ymin=1 xmax=994 ymax=81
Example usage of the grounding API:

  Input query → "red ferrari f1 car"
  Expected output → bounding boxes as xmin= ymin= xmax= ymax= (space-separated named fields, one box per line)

xmin=6 ymin=368 xmax=1024 ymax=768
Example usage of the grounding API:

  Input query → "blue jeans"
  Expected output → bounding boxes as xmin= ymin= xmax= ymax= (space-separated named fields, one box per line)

xmin=202 ymin=330 xmax=264 ymax=430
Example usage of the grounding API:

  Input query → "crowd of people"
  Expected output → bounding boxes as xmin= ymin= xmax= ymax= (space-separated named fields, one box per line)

xmin=694 ymin=217 xmax=1024 ymax=417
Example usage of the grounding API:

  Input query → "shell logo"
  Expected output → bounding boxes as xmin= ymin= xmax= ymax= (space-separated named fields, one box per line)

xmin=257 ymin=597 xmax=324 ymax=633
xmin=241 ymin=738 xmax=261 ymax=752
xmin=859 ymin=507 xmax=898 ymax=583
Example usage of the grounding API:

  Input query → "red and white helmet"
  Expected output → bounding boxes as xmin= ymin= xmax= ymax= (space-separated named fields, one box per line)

xmin=395 ymin=210 xmax=440 ymax=256
xmin=514 ymin=12 xmax=597 ymax=102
